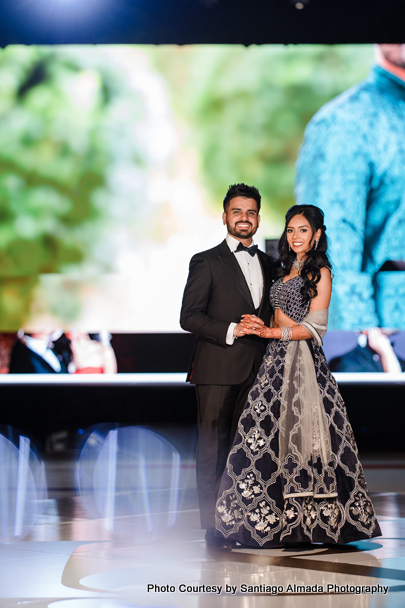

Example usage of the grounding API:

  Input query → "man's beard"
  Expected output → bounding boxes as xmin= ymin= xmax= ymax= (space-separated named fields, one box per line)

xmin=227 ymin=222 xmax=257 ymax=239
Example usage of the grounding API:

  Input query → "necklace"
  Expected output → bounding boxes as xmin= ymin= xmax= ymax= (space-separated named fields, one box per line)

xmin=292 ymin=258 xmax=305 ymax=271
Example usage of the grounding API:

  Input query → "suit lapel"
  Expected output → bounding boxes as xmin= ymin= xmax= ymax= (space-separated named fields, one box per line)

xmin=32 ymin=351 xmax=60 ymax=373
xmin=217 ymin=240 xmax=255 ymax=310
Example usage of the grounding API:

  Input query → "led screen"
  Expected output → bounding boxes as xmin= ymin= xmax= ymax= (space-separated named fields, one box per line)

xmin=0 ymin=44 xmax=403 ymax=374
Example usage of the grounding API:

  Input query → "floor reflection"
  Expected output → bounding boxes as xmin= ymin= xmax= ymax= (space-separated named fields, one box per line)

xmin=0 ymin=449 xmax=405 ymax=607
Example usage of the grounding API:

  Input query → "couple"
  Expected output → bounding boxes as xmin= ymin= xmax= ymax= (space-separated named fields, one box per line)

xmin=180 ymin=183 xmax=381 ymax=549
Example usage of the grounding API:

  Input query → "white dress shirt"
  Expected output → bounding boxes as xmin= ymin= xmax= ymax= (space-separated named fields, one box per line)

xmin=22 ymin=335 xmax=62 ymax=372
xmin=225 ymin=233 xmax=264 ymax=345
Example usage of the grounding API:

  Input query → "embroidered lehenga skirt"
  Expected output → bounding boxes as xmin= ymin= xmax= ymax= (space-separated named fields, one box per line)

xmin=215 ymin=338 xmax=381 ymax=546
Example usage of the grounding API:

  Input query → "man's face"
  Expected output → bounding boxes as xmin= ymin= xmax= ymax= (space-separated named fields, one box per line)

xmin=222 ymin=196 xmax=260 ymax=242
xmin=379 ymin=44 xmax=405 ymax=69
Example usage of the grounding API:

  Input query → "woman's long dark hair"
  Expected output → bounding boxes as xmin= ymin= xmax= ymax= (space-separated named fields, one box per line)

xmin=275 ymin=204 xmax=331 ymax=304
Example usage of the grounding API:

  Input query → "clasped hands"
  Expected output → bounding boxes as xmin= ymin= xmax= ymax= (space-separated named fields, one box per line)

xmin=235 ymin=314 xmax=274 ymax=339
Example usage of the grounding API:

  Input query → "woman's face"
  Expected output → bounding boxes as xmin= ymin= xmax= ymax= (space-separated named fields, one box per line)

xmin=286 ymin=213 xmax=320 ymax=258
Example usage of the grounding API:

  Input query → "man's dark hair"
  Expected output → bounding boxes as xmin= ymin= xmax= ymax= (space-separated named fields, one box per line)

xmin=223 ymin=183 xmax=261 ymax=213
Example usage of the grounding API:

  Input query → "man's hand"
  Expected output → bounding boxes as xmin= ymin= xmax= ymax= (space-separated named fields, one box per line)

xmin=364 ymin=328 xmax=402 ymax=373
xmin=234 ymin=323 xmax=249 ymax=337
xmin=366 ymin=328 xmax=392 ymax=356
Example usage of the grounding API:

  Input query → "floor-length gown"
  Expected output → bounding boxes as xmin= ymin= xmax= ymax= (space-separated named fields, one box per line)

xmin=215 ymin=276 xmax=381 ymax=546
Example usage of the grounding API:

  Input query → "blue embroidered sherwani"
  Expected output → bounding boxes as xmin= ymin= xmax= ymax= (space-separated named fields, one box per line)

xmin=295 ymin=65 xmax=405 ymax=330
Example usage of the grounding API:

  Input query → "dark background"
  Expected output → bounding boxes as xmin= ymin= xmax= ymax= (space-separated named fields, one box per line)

xmin=2 ymin=377 xmax=402 ymax=453
xmin=0 ymin=0 xmax=404 ymax=46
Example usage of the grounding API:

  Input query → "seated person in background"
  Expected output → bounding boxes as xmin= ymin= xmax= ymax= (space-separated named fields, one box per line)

xmin=329 ymin=328 xmax=405 ymax=373
xmin=0 ymin=333 xmax=18 ymax=373
xmin=9 ymin=329 xmax=71 ymax=373
xmin=67 ymin=331 xmax=117 ymax=374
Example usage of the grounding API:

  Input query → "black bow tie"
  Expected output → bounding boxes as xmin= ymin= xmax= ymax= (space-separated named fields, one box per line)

xmin=236 ymin=242 xmax=258 ymax=257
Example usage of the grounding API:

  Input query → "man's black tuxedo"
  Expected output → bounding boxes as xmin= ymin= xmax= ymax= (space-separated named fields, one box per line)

xmin=329 ymin=344 xmax=405 ymax=373
xmin=9 ymin=339 xmax=70 ymax=374
xmin=180 ymin=239 xmax=272 ymax=384
xmin=180 ymin=238 xmax=273 ymax=529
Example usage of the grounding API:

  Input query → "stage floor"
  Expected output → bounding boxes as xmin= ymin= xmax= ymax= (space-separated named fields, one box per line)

xmin=1 ymin=453 xmax=405 ymax=608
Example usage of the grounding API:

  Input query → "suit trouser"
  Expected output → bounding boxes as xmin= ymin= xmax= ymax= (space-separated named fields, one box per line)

xmin=195 ymin=366 xmax=257 ymax=530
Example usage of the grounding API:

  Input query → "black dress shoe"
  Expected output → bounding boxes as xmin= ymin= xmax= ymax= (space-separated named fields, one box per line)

xmin=205 ymin=529 xmax=235 ymax=549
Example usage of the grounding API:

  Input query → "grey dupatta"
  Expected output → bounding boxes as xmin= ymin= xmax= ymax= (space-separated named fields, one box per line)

xmin=215 ymin=298 xmax=381 ymax=544
xmin=278 ymin=310 xmax=337 ymax=499
xmin=299 ymin=309 xmax=328 ymax=346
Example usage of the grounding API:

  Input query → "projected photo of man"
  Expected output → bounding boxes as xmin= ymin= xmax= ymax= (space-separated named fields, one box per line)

xmin=327 ymin=328 xmax=405 ymax=374
xmin=9 ymin=330 xmax=72 ymax=374
xmin=295 ymin=44 xmax=405 ymax=334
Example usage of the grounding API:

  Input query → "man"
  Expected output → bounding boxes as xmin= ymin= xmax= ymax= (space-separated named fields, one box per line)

xmin=329 ymin=329 xmax=405 ymax=373
xmin=180 ymin=183 xmax=272 ymax=548
xmin=9 ymin=330 xmax=72 ymax=373
xmin=295 ymin=44 xmax=405 ymax=331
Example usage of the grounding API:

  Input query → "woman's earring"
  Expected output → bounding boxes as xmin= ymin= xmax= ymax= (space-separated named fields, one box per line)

xmin=314 ymin=239 xmax=319 ymax=250
xmin=288 ymin=244 xmax=291 ymax=251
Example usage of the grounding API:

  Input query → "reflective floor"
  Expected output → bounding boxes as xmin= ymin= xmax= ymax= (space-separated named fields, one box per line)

xmin=1 ymin=450 xmax=405 ymax=608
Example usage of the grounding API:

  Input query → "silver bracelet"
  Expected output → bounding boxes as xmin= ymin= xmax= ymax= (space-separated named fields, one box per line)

xmin=281 ymin=326 xmax=292 ymax=342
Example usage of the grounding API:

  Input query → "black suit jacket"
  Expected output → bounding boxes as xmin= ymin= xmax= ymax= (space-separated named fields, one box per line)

xmin=329 ymin=344 xmax=405 ymax=373
xmin=180 ymin=239 xmax=273 ymax=385
xmin=8 ymin=339 xmax=69 ymax=374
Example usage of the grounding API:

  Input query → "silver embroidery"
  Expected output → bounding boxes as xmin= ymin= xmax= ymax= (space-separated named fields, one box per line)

xmin=215 ymin=277 xmax=380 ymax=546
xmin=249 ymin=501 xmax=280 ymax=532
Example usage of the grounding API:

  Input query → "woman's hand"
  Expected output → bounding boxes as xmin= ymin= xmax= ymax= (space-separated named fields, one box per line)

xmin=255 ymin=325 xmax=275 ymax=338
xmin=240 ymin=314 xmax=264 ymax=335
xmin=240 ymin=315 xmax=275 ymax=339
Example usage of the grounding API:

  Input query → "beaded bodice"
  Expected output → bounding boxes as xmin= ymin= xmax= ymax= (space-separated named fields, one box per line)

xmin=270 ymin=276 xmax=310 ymax=323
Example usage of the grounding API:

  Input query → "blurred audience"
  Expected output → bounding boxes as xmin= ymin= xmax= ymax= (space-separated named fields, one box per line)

xmin=0 ymin=333 xmax=17 ymax=373
xmin=9 ymin=330 xmax=71 ymax=374
xmin=8 ymin=330 xmax=117 ymax=374
xmin=329 ymin=328 xmax=405 ymax=373
xmin=68 ymin=331 xmax=117 ymax=374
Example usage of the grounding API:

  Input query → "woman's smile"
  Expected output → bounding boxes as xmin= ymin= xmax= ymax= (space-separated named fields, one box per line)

xmin=286 ymin=213 xmax=319 ymax=259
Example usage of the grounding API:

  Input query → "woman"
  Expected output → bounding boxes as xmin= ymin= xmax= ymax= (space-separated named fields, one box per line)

xmin=215 ymin=205 xmax=381 ymax=547
xmin=68 ymin=331 xmax=117 ymax=374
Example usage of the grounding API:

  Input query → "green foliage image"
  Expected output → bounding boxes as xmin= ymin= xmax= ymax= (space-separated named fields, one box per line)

xmin=0 ymin=46 xmax=147 ymax=329
xmin=0 ymin=44 xmax=373 ymax=330
xmin=148 ymin=44 xmax=373 ymax=231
